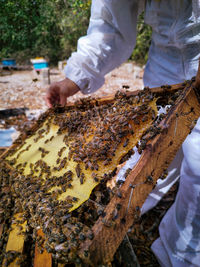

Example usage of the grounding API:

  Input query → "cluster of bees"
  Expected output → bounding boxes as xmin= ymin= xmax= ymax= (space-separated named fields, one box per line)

xmin=1 ymin=88 xmax=183 ymax=264
xmin=0 ymin=162 xmax=13 ymax=266
xmin=0 ymin=161 xmax=32 ymax=266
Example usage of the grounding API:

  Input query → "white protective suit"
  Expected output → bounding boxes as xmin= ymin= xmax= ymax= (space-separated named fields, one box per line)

xmin=65 ymin=0 xmax=200 ymax=266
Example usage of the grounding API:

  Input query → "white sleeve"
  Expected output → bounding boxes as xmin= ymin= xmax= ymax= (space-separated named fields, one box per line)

xmin=64 ymin=0 xmax=139 ymax=94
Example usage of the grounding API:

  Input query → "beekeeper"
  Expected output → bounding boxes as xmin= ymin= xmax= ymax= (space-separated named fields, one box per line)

xmin=46 ymin=1 xmax=200 ymax=266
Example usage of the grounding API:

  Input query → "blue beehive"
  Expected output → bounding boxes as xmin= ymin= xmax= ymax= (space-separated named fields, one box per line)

xmin=2 ymin=58 xmax=16 ymax=67
xmin=31 ymin=58 xmax=49 ymax=70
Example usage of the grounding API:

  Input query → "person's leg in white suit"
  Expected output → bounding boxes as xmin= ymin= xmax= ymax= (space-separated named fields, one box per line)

xmin=152 ymin=118 xmax=200 ymax=267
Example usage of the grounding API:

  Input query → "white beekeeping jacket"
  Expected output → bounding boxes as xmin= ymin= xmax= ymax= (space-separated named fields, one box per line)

xmin=143 ymin=0 xmax=200 ymax=87
xmin=65 ymin=0 xmax=139 ymax=93
xmin=65 ymin=0 xmax=200 ymax=92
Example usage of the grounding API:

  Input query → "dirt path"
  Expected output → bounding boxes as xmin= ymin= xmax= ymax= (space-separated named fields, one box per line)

xmin=0 ymin=62 xmax=143 ymax=110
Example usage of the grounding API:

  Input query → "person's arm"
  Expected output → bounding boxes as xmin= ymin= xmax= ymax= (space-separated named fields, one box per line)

xmin=46 ymin=0 xmax=139 ymax=107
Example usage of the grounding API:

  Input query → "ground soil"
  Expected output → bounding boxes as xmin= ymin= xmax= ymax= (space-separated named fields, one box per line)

xmin=0 ymin=62 xmax=144 ymax=110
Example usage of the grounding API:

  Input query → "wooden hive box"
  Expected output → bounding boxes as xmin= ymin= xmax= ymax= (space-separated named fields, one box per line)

xmin=1 ymin=73 xmax=200 ymax=266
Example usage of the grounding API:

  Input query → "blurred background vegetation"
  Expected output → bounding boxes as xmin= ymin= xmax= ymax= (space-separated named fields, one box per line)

xmin=0 ymin=0 xmax=152 ymax=65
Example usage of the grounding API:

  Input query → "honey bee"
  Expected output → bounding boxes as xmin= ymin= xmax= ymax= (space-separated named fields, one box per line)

xmin=75 ymin=164 xmax=81 ymax=178
xmin=123 ymin=138 xmax=129 ymax=148
xmin=145 ymin=175 xmax=153 ymax=184
xmin=80 ymin=173 xmax=85 ymax=185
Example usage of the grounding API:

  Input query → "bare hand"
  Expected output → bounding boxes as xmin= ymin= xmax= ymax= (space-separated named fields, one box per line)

xmin=46 ymin=78 xmax=80 ymax=107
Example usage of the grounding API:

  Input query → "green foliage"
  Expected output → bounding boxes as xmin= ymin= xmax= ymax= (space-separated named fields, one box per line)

xmin=0 ymin=0 xmax=63 ymax=64
xmin=0 ymin=2 xmax=150 ymax=66
xmin=130 ymin=13 xmax=152 ymax=65
xmin=0 ymin=0 xmax=90 ymax=64
xmin=57 ymin=0 xmax=91 ymax=58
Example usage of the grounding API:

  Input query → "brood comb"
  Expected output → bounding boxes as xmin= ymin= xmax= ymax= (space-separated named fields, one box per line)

xmin=1 ymin=73 xmax=200 ymax=266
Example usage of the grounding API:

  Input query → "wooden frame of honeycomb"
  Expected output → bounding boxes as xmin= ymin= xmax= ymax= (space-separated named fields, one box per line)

xmin=1 ymin=75 xmax=200 ymax=266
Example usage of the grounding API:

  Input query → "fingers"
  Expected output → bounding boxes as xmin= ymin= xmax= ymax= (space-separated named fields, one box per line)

xmin=45 ymin=95 xmax=52 ymax=108
xmin=45 ymin=78 xmax=80 ymax=108
xmin=46 ymin=84 xmax=60 ymax=107
xmin=45 ymin=89 xmax=53 ymax=108
xmin=60 ymin=91 xmax=67 ymax=106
